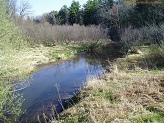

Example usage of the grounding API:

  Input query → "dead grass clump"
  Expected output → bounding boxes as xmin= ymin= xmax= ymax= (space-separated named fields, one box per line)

xmin=58 ymin=63 xmax=164 ymax=122
xmin=122 ymin=73 xmax=163 ymax=103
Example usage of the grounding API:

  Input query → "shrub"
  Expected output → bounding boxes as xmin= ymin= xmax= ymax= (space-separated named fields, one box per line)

xmin=120 ymin=25 xmax=164 ymax=54
xmin=139 ymin=44 xmax=164 ymax=69
xmin=0 ymin=0 xmax=26 ymax=122
xmin=19 ymin=22 xmax=108 ymax=46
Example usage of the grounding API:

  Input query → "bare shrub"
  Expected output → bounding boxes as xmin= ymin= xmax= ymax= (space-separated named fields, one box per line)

xmin=120 ymin=25 xmax=164 ymax=54
xmin=19 ymin=22 xmax=108 ymax=45
xmin=139 ymin=44 xmax=164 ymax=69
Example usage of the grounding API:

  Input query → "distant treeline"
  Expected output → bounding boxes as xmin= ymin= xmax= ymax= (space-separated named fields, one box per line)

xmin=10 ymin=0 xmax=164 ymax=48
xmin=25 ymin=0 xmax=163 ymax=43
xmin=33 ymin=0 xmax=164 ymax=28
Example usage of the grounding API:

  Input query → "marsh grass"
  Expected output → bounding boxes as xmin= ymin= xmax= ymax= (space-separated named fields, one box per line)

xmin=58 ymin=68 xmax=164 ymax=123
xmin=57 ymin=48 xmax=164 ymax=123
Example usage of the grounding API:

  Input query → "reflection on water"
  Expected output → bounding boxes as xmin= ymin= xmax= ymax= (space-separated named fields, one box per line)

xmin=19 ymin=55 xmax=104 ymax=122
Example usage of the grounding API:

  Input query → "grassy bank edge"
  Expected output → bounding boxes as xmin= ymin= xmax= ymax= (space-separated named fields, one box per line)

xmin=54 ymin=47 xmax=164 ymax=123
xmin=1 ymin=44 xmax=88 ymax=81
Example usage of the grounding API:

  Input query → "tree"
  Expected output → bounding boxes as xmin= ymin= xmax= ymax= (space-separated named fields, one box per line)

xmin=5 ymin=0 xmax=17 ymax=17
xmin=76 ymin=9 xmax=84 ymax=25
xmin=133 ymin=0 xmax=164 ymax=27
xmin=18 ymin=0 xmax=31 ymax=18
xmin=99 ymin=0 xmax=114 ymax=9
xmin=46 ymin=11 xmax=60 ymax=25
xmin=68 ymin=0 xmax=80 ymax=25
xmin=0 ymin=0 xmax=24 ymax=122
xmin=83 ymin=0 xmax=100 ymax=25
xmin=98 ymin=0 xmax=114 ymax=24
xmin=58 ymin=5 xmax=69 ymax=25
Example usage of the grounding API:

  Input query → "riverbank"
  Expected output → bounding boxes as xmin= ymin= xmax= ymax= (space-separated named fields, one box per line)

xmin=1 ymin=43 xmax=163 ymax=122
xmin=56 ymin=46 xmax=164 ymax=123
xmin=1 ymin=39 xmax=111 ymax=81
xmin=0 ymin=44 xmax=88 ymax=81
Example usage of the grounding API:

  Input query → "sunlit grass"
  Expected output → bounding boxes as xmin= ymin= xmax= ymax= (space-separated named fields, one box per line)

xmin=0 ymin=45 xmax=78 ymax=80
xmin=57 ymin=46 xmax=164 ymax=123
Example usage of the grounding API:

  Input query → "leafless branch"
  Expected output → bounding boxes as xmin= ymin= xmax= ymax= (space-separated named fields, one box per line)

xmin=18 ymin=0 xmax=31 ymax=18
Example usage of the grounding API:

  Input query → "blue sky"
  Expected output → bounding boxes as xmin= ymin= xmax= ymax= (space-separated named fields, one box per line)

xmin=17 ymin=0 xmax=88 ymax=16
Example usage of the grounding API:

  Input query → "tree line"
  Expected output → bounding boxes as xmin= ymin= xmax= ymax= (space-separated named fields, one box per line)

xmin=6 ymin=0 xmax=164 ymax=39
xmin=6 ymin=0 xmax=164 ymax=49
xmin=35 ymin=0 xmax=164 ymax=27
xmin=36 ymin=0 xmax=114 ymax=26
xmin=32 ymin=0 xmax=164 ymax=43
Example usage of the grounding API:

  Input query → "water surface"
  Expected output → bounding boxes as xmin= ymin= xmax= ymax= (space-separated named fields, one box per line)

xmin=19 ymin=55 xmax=104 ymax=122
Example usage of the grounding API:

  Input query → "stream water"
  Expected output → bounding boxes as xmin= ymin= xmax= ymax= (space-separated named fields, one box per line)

xmin=19 ymin=54 xmax=106 ymax=122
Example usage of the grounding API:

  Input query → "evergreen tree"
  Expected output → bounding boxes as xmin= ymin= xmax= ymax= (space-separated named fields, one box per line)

xmin=83 ymin=0 xmax=100 ymax=25
xmin=68 ymin=0 xmax=80 ymax=25
xmin=58 ymin=5 xmax=69 ymax=25
xmin=133 ymin=0 xmax=164 ymax=27
xmin=46 ymin=11 xmax=60 ymax=25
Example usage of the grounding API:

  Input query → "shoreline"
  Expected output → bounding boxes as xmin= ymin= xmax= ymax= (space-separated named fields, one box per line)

xmin=53 ymin=48 xmax=164 ymax=123
xmin=2 ymin=44 xmax=163 ymax=123
xmin=1 ymin=45 xmax=77 ymax=82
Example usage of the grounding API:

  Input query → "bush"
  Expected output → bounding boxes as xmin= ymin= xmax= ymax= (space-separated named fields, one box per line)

xmin=19 ymin=22 xmax=108 ymax=46
xmin=140 ymin=44 xmax=164 ymax=69
xmin=0 ymin=83 xmax=23 ymax=123
xmin=120 ymin=25 xmax=164 ymax=54
xmin=0 ymin=0 xmax=26 ymax=122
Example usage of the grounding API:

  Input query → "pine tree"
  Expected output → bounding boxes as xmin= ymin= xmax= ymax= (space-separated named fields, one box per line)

xmin=68 ymin=0 xmax=80 ymax=25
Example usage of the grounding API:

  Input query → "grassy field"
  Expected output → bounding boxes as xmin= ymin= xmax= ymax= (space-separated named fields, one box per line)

xmin=54 ymin=46 xmax=164 ymax=123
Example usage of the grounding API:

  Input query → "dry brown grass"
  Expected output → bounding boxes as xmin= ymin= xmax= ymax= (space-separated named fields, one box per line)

xmin=57 ymin=60 xmax=164 ymax=123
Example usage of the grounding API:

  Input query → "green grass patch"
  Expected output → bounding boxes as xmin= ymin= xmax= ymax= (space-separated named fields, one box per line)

xmin=68 ymin=44 xmax=88 ymax=53
xmin=131 ymin=113 xmax=164 ymax=123
xmin=92 ymin=89 xmax=116 ymax=103
xmin=61 ymin=111 xmax=87 ymax=123
xmin=50 ymin=51 xmax=72 ymax=59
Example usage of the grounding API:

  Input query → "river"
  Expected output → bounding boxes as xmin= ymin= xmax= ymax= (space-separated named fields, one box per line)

xmin=19 ymin=54 xmax=106 ymax=122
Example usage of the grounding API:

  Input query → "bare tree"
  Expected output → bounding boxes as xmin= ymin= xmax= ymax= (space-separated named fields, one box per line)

xmin=6 ymin=0 xmax=17 ymax=17
xmin=18 ymin=0 xmax=31 ymax=18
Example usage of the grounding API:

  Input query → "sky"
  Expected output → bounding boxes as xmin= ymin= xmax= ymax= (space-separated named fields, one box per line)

xmin=17 ymin=0 xmax=88 ymax=16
